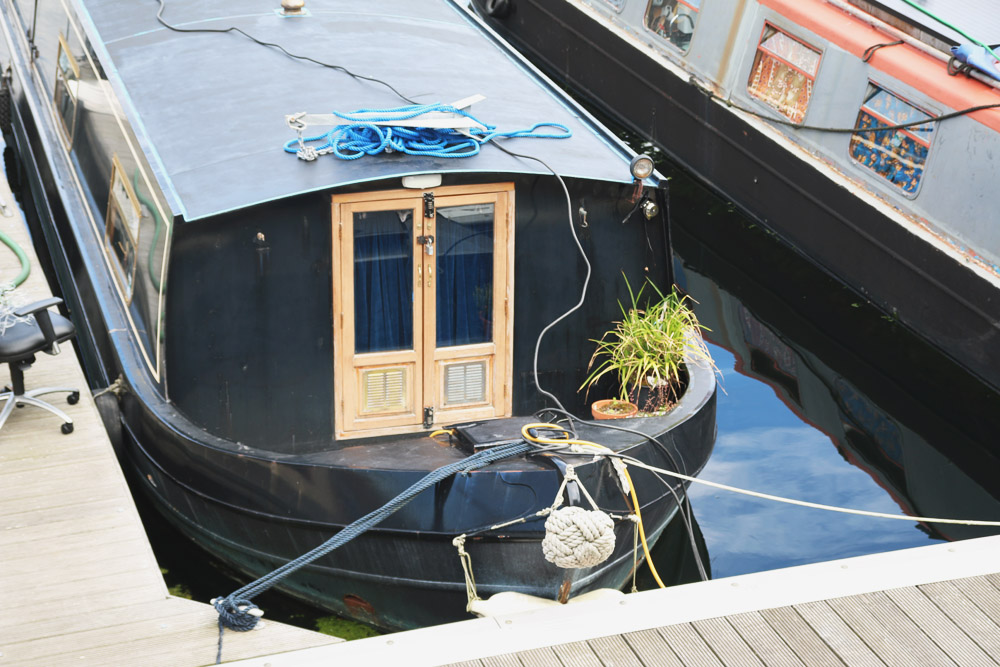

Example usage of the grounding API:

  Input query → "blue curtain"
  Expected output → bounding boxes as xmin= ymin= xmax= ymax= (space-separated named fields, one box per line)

xmin=436 ymin=210 xmax=493 ymax=347
xmin=354 ymin=211 xmax=413 ymax=353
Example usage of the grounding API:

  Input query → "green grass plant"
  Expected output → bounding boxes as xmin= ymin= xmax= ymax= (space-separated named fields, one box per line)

xmin=581 ymin=277 xmax=712 ymax=412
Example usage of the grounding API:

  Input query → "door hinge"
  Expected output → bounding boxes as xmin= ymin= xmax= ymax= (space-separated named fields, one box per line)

xmin=423 ymin=193 xmax=435 ymax=219
xmin=423 ymin=406 xmax=434 ymax=429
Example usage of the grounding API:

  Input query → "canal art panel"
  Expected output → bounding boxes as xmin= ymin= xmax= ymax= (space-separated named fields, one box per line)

xmin=747 ymin=24 xmax=821 ymax=124
xmin=644 ymin=0 xmax=701 ymax=52
xmin=850 ymin=84 xmax=935 ymax=196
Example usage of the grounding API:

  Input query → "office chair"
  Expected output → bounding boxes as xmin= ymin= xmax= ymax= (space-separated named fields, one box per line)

xmin=0 ymin=296 xmax=79 ymax=434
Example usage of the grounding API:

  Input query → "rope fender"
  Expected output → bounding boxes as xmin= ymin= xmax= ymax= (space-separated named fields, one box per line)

xmin=542 ymin=506 xmax=616 ymax=568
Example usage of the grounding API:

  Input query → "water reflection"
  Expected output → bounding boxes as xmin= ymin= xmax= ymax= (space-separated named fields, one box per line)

xmin=653 ymin=167 xmax=1000 ymax=580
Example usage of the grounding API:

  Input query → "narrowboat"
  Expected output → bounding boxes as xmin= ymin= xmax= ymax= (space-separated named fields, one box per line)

xmin=471 ymin=0 xmax=1000 ymax=393
xmin=0 ymin=0 xmax=716 ymax=630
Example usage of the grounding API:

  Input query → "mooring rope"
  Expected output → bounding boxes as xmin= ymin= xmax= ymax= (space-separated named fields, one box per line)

xmin=211 ymin=440 xmax=531 ymax=664
xmin=283 ymin=103 xmax=571 ymax=161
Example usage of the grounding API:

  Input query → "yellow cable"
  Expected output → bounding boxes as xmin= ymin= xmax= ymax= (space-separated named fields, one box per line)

xmin=623 ymin=467 xmax=665 ymax=589
xmin=521 ymin=423 xmax=666 ymax=588
xmin=429 ymin=429 xmax=455 ymax=440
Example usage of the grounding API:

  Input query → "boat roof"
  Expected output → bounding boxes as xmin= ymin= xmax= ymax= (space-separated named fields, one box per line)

xmin=77 ymin=0 xmax=640 ymax=221
xmin=855 ymin=0 xmax=1000 ymax=47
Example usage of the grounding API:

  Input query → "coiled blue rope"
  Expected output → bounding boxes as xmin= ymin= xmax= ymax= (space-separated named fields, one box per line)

xmin=284 ymin=103 xmax=571 ymax=160
xmin=212 ymin=440 xmax=533 ymax=663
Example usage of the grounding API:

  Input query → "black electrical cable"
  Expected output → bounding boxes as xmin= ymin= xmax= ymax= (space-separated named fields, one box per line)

xmin=154 ymin=0 xmax=417 ymax=104
xmin=701 ymin=80 xmax=1000 ymax=134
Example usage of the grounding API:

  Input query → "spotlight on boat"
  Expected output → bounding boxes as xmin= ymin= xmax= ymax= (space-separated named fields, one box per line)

xmin=640 ymin=198 xmax=659 ymax=219
xmin=630 ymin=154 xmax=654 ymax=181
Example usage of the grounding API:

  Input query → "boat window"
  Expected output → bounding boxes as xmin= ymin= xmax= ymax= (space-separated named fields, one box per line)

xmin=332 ymin=184 xmax=514 ymax=438
xmin=53 ymin=33 xmax=80 ymax=147
xmin=747 ymin=24 xmax=821 ymax=124
xmin=644 ymin=0 xmax=700 ymax=52
xmin=105 ymin=155 xmax=140 ymax=302
xmin=849 ymin=83 xmax=934 ymax=196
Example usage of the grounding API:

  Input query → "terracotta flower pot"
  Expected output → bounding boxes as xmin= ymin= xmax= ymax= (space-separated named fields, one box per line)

xmin=591 ymin=399 xmax=639 ymax=420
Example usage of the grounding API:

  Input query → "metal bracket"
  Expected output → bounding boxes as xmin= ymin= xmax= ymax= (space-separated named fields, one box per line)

xmin=423 ymin=407 xmax=434 ymax=429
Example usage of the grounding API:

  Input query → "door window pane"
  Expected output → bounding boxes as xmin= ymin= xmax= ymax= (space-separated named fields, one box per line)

xmin=436 ymin=203 xmax=494 ymax=347
xmin=354 ymin=210 xmax=413 ymax=353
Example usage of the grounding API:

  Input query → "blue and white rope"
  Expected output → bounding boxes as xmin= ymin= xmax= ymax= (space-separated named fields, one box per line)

xmin=284 ymin=103 xmax=571 ymax=160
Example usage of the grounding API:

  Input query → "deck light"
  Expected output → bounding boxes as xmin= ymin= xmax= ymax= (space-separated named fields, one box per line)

xmin=630 ymin=154 xmax=654 ymax=181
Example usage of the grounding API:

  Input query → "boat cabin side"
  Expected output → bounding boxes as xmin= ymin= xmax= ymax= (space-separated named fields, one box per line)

xmin=567 ymin=0 xmax=1000 ymax=274
xmin=165 ymin=174 xmax=665 ymax=451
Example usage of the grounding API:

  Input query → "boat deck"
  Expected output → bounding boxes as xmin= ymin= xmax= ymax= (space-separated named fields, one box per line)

xmin=0 ymin=173 xmax=339 ymax=666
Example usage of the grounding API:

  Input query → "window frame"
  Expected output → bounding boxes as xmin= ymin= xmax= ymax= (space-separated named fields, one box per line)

xmin=53 ymin=32 xmax=80 ymax=147
xmin=746 ymin=22 xmax=823 ymax=124
xmin=643 ymin=0 xmax=702 ymax=54
xmin=105 ymin=154 xmax=141 ymax=304
xmin=849 ymin=81 xmax=935 ymax=199
xmin=331 ymin=183 xmax=515 ymax=439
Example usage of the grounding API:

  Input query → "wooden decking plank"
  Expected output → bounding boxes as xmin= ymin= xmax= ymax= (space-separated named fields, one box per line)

xmin=446 ymin=661 xmax=486 ymax=667
xmin=691 ymin=617 xmax=765 ymax=667
xmin=1 ymin=441 xmax=107 ymax=471
xmin=0 ymin=483 xmax=130 ymax=516
xmin=826 ymin=593 xmax=947 ymax=667
xmin=5 ymin=569 xmax=164 ymax=614
xmin=884 ymin=585 xmax=993 ymax=666
xmin=551 ymin=640 xmax=604 ymax=667
xmin=859 ymin=591 xmax=958 ymax=665
xmin=0 ymin=496 xmax=132 ymax=530
xmin=794 ymin=601 xmax=883 ymax=667
xmin=587 ymin=633 xmax=643 ymax=666
xmin=1 ymin=596 xmax=203 ymax=645
xmin=20 ymin=607 xmax=337 ymax=667
xmin=517 ymin=646 xmax=563 ymax=667
xmin=921 ymin=580 xmax=1000 ymax=661
xmin=3 ymin=460 xmax=124 ymax=498
xmin=6 ymin=600 xmax=332 ymax=664
xmin=953 ymin=576 xmax=1000 ymax=621
xmin=0 ymin=513 xmax=146 ymax=555
xmin=621 ymin=628 xmax=685 ymax=667
xmin=657 ymin=623 xmax=724 ymax=667
xmin=2 ymin=581 xmax=168 ymax=630
xmin=727 ymin=611 xmax=805 ymax=667
xmin=482 ymin=654 xmax=524 ymax=667
xmin=2 ymin=533 xmax=149 ymax=578
xmin=758 ymin=606 xmax=844 ymax=667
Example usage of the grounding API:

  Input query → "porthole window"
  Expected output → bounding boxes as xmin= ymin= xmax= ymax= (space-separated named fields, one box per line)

xmin=849 ymin=83 xmax=934 ymax=196
xmin=644 ymin=0 xmax=700 ymax=52
xmin=747 ymin=24 xmax=821 ymax=123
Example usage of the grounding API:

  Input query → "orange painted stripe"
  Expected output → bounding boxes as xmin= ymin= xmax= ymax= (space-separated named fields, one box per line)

xmin=758 ymin=0 xmax=1000 ymax=133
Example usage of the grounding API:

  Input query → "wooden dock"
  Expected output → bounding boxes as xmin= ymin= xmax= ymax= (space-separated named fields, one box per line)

xmin=223 ymin=532 xmax=1000 ymax=666
xmin=0 ymin=173 xmax=339 ymax=666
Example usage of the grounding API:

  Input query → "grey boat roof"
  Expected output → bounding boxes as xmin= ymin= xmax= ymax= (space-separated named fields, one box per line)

xmin=856 ymin=0 xmax=1000 ymax=47
xmin=77 ymin=0 xmax=639 ymax=221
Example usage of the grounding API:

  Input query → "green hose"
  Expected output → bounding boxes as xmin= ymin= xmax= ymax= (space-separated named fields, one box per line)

xmin=899 ymin=0 xmax=1000 ymax=62
xmin=0 ymin=228 xmax=29 ymax=287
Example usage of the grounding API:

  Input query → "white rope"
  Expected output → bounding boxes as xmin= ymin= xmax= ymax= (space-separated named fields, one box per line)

xmin=620 ymin=457 xmax=1000 ymax=527
xmin=542 ymin=506 xmax=616 ymax=568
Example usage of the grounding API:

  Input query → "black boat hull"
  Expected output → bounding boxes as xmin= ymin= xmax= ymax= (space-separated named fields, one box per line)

xmin=470 ymin=0 xmax=1000 ymax=394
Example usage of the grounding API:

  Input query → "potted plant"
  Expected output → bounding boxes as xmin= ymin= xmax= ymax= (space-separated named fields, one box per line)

xmin=581 ymin=277 xmax=712 ymax=418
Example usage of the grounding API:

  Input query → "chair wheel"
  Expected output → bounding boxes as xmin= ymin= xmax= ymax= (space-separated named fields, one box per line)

xmin=61 ymin=422 xmax=73 ymax=434
xmin=67 ymin=391 xmax=80 ymax=405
